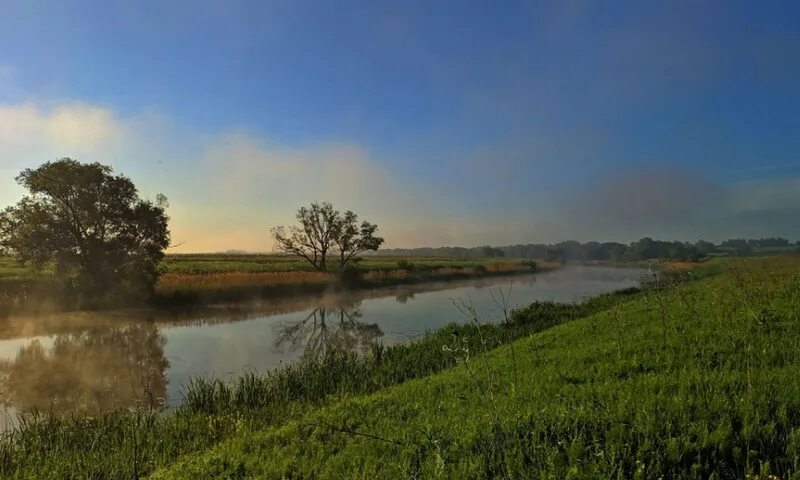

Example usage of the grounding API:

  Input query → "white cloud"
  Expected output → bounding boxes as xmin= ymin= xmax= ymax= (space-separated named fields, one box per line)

xmin=0 ymin=103 xmax=122 ymax=160
xmin=44 ymin=104 xmax=122 ymax=151
xmin=0 ymin=102 xmax=126 ymax=207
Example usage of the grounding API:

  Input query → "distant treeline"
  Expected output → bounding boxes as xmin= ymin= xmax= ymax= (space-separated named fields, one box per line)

xmin=374 ymin=237 xmax=800 ymax=262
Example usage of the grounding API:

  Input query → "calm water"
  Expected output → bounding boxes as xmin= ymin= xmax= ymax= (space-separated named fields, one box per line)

xmin=0 ymin=266 xmax=646 ymax=424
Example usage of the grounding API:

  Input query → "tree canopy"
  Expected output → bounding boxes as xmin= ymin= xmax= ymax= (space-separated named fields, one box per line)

xmin=271 ymin=202 xmax=383 ymax=272
xmin=0 ymin=159 xmax=170 ymax=305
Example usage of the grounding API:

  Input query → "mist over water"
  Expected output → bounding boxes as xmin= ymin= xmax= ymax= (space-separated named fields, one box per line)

xmin=0 ymin=266 xmax=645 ymax=426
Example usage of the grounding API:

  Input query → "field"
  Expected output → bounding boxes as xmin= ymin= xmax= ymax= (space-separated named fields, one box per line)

xmin=161 ymin=254 xmax=518 ymax=274
xmin=1 ymin=256 xmax=798 ymax=478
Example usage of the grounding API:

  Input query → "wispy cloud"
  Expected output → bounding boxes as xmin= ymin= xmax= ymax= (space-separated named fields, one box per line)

xmin=556 ymin=168 xmax=800 ymax=242
xmin=1 ymin=100 xmax=798 ymax=251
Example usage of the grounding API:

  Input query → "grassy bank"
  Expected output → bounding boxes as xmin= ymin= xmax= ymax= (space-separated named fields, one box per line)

xmin=142 ymin=256 xmax=800 ymax=479
xmin=123 ymin=256 xmax=795 ymax=480
xmin=0 ymin=269 xmax=648 ymax=478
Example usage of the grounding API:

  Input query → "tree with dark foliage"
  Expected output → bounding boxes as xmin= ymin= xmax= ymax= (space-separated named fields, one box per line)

xmin=0 ymin=159 xmax=170 ymax=306
xmin=332 ymin=209 xmax=384 ymax=269
xmin=272 ymin=202 xmax=383 ymax=272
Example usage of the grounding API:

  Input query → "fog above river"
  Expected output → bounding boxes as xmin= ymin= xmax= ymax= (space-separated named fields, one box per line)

xmin=0 ymin=266 xmax=646 ymax=425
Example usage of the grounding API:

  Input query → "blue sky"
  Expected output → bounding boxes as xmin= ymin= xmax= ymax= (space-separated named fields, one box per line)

xmin=1 ymin=1 xmax=799 ymax=250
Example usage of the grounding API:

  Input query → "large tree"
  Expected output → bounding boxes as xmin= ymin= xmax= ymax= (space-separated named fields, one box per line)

xmin=271 ymin=202 xmax=383 ymax=272
xmin=0 ymin=158 xmax=170 ymax=305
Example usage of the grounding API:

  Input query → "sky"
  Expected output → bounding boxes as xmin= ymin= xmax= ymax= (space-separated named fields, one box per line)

xmin=1 ymin=0 xmax=799 ymax=251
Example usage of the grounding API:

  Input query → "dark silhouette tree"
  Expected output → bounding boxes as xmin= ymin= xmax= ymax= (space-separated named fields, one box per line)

xmin=271 ymin=202 xmax=383 ymax=272
xmin=0 ymin=158 xmax=170 ymax=305
xmin=332 ymin=210 xmax=383 ymax=268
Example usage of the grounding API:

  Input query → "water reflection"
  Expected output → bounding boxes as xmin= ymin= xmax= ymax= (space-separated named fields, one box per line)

xmin=275 ymin=301 xmax=383 ymax=361
xmin=0 ymin=266 xmax=648 ymax=421
xmin=0 ymin=323 xmax=168 ymax=414
xmin=0 ymin=273 xmax=542 ymax=340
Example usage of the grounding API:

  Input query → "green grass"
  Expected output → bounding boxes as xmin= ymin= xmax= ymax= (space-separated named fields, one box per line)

xmin=146 ymin=257 xmax=800 ymax=479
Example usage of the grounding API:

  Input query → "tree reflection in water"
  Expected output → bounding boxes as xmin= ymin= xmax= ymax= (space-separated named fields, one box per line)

xmin=0 ymin=323 xmax=168 ymax=414
xmin=275 ymin=301 xmax=383 ymax=361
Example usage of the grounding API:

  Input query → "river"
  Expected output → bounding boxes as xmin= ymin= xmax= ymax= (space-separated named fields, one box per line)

xmin=0 ymin=265 xmax=646 ymax=426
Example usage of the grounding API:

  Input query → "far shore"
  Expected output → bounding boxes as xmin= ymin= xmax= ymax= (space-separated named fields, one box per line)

xmin=0 ymin=254 xmax=707 ymax=319
xmin=0 ymin=256 xmax=558 ymax=318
